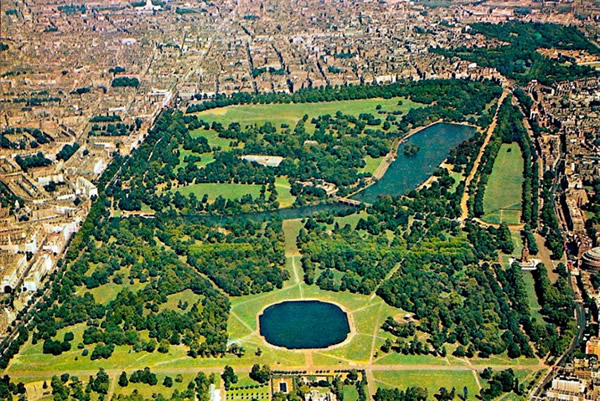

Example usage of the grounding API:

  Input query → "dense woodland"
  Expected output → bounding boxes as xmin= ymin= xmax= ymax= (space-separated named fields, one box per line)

xmin=434 ymin=21 xmax=600 ymax=85
xmin=29 ymin=215 xmax=233 ymax=360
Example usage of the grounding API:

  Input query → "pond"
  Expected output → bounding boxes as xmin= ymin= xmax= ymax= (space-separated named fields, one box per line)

xmin=259 ymin=300 xmax=351 ymax=349
xmin=352 ymin=122 xmax=476 ymax=204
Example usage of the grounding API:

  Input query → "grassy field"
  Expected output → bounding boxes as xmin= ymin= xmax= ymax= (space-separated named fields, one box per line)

xmin=332 ymin=211 xmax=369 ymax=230
xmin=522 ymin=271 xmax=544 ymax=324
xmin=226 ymin=373 xmax=270 ymax=400
xmin=170 ymin=175 xmax=294 ymax=207
xmin=172 ymin=182 xmax=263 ymax=200
xmin=449 ymin=169 xmax=464 ymax=193
xmin=282 ymin=219 xmax=303 ymax=256
xmin=193 ymin=97 xmax=422 ymax=129
xmin=190 ymin=128 xmax=237 ymax=150
xmin=275 ymin=177 xmax=296 ymax=208
xmin=373 ymin=370 xmax=480 ymax=396
xmin=482 ymin=143 xmax=524 ymax=225
xmin=114 ymin=373 xmax=198 ymax=399
xmin=360 ymin=156 xmax=383 ymax=175
xmin=343 ymin=385 xmax=359 ymax=401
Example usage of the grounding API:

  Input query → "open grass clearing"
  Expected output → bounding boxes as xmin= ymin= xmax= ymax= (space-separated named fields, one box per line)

xmin=282 ymin=219 xmax=303 ymax=256
xmin=482 ymin=143 xmax=524 ymax=225
xmin=193 ymin=97 xmax=422 ymax=129
xmin=360 ymin=156 xmax=383 ymax=175
xmin=113 ymin=373 xmax=197 ymax=399
xmin=189 ymin=128 xmax=236 ymax=150
xmin=176 ymin=146 xmax=215 ymax=170
xmin=373 ymin=369 xmax=480 ymax=396
xmin=522 ymin=271 xmax=544 ymax=324
xmin=172 ymin=182 xmax=263 ymax=201
xmin=275 ymin=177 xmax=296 ymax=208
xmin=225 ymin=373 xmax=270 ymax=400
xmin=343 ymin=385 xmax=359 ymax=401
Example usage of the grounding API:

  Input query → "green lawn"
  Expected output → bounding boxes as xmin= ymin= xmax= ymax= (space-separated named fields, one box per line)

xmin=170 ymin=178 xmax=294 ymax=207
xmin=79 ymin=279 xmax=145 ymax=304
xmin=482 ymin=143 xmax=524 ymax=225
xmin=159 ymin=289 xmax=203 ymax=312
xmin=189 ymin=128 xmax=236 ymax=150
xmin=275 ymin=177 xmax=295 ymax=208
xmin=343 ymin=385 xmax=359 ymax=401
xmin=522 ymin=271 xmax=544 ymax=324
xmin=282 ymin=219 xmax=303 ymax=256
xmin=373 ymin=370 xmax=480 ymax=396
xmin=176 ymin=146 xmax=215 ymax=170
xmin=449 ymin=169 xmax=464 ymax=193
xmin=114 ymin=373 xmax=198 ymax=399
xmin=193 ymin=97 xmax=422 ymax=129
xmin=172 ymin=182 xmax=263 ymax=201
xmin=360 ymin=156 xmax=383 ymax=175
xmin=226 ymin=374 xmax=270 ymax=400
xmin=332 ymin=211 xmax=369 ymax=230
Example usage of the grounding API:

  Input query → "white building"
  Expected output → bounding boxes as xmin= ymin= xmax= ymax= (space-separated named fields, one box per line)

xmin=75 ymin=177 xmax=98 ymax=199
xmin=23 ymin=254 xmax=52 ymax=292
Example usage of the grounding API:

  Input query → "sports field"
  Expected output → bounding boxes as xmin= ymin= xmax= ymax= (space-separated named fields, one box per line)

xmin=482 ymin=143 xmax=524 ymax=225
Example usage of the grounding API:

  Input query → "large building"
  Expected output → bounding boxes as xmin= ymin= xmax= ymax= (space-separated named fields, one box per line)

xmin=582 ymin=247 xmax=600 ymax=271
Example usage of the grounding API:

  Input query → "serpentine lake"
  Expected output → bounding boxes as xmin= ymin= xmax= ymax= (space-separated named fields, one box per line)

xmin=184 ymin=122 xmax=475 ymax=224
xmin=352 ymin=122 xmax=476 ymax=204
xmin=259 ymin=300 xmax=351 ymax=349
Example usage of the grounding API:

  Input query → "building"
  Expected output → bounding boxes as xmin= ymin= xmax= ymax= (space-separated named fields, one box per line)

xmin=241 ymin=155 xmax=284 ymax=168
xmin=22 ymin=254 xmax=50 ymax=292
xmin=0 ymin=252 xmax=28 ymax=293
xmin=545 ymin=377 xmax=589 ymax=401
xmin=75 ymin=177 xmax=98 ymax=199
xmin=582 ymin=247 xmax=600 ymax=271
xmin=585 ymin=337 xmax=600 ymax=358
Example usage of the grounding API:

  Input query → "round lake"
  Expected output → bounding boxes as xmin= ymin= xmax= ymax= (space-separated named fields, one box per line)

xmin=258 ymin=300 xmax=351 ymax=349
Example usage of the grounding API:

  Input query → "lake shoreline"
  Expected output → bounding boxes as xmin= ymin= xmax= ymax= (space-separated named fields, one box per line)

xmin=254 ymin=298 xmax=356 ymax=352
xmin=348 ymin=121 xmax=478 ymax=203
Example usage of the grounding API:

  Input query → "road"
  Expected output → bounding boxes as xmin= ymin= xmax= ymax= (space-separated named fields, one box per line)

xmin=529 ymin=300 xmax=586 ymax=399
xmin=459 ymin=88 xmax=509 ymax=223
xmin=7 ymin=361 xmax=544 ymax=380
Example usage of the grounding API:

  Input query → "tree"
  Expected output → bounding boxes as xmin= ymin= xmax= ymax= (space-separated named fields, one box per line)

xmin=250 ymin=364 xmax=271 ymax=384
xmin=118 ymin=371 xmax=128 ymax=387
xmin=163 ymin=376 xmax=173 ymax=388
xmin=90 ymin=369 xmax=110 ymax=394
xmin=221 ymin=366 xmax=238 ymax=389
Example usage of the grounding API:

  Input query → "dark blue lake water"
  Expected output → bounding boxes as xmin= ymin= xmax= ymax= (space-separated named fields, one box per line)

xmin=352 ymin=122 xmax=476 ymax=204
xmin=259 ymin=300 xmax=350 ymax=349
